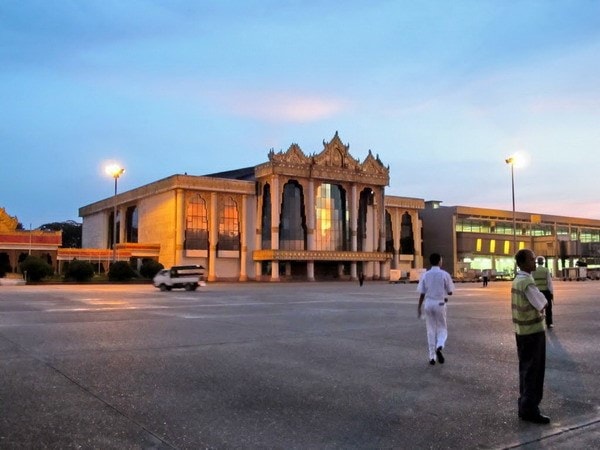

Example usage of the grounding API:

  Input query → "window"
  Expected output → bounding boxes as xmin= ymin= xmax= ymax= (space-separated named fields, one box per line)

xmin=280 ymin=182 xmax=306 ymax=250
xmin=126 ymin=206 xmax=138 ymax=243
xmin=261 ymin=184 xmax=272 ymax=248
xmin=315 ymin=183 xmax=348 ymax=251
xmin=185 ymin=195 xmax=208 ymax=250
xmin=107 ymin=210 xmax=121 ymax=248
xmin=489 ymin=239 xmax=496 ymax=253
xmin=385 ymin=211 xmax=394 ymax=253
xmin=400 ymin=212 xmax=414 ymax=254
xmin=218 ymin=196 xmax=240 ymax=251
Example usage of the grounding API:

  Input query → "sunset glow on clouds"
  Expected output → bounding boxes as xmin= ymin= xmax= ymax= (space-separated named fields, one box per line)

xmin=224 ymin=92 xmax=348 ymax=123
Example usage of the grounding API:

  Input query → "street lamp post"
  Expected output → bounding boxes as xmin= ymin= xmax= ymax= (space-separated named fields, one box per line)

xmin=505 ymin=156 xmax=516 ymax=257
xmin=105 ymin=164 xmax=125 ymax=263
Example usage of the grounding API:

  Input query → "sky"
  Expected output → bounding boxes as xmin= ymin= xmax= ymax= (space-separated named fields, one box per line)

xmin=2 ymin=0 xmax=600 ymax=228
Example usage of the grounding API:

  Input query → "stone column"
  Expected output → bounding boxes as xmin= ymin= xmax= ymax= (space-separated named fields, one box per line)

xmin=350 ymin=184 xmax=358 ymax=280
xmin=255 ymin=184 xmax=264 ymax=280
xmin=175 ymin=189 xmax=185 ymax=266
xmin=306 ymin=179 xmax=315 ymax=281
xmin=239 ymin=194 xmax=248 ymax=281
xmin=270 ymin=176 xmax=280 ymax=281
xmin=379 ymin=189 xmax=387 ymax=280
xmin=208 ymin=192 xmax=218 ymax=282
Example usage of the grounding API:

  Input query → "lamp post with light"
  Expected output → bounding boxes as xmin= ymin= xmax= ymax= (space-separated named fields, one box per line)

xmin=105 ymin=164 xmax=125 ymax=263
xmin=505 ymin=156 xmax=517 ymax=259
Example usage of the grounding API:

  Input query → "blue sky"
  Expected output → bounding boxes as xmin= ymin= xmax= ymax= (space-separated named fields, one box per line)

xmin=2 ymin=0 xmax=600 ymax=228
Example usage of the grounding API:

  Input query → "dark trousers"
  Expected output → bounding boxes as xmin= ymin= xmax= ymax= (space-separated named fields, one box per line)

xmin=516 ymin=331 xmax=546 ymax=416
xmin=540 ymin=290 xmax=553 ymax=325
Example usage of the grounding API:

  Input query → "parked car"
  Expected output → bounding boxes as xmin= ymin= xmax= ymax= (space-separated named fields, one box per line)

xmin=153 ymin=265 xmax=205 ymax=291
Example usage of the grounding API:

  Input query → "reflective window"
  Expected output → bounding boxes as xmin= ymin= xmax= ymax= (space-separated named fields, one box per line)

xmin=185 ymin=195 xmax=208 ymax=250
xmin=219 ymin=196 xmax=240 ymax=251
xmin=280 ymin=182 xmax=306 ymax=250
xmin=126 ymin=206 xmax=138 ymax=243
xmin=315 ymin=183 xmax=348 ymax=251
xmin=261 ymin=184 xmax=272 ymax=248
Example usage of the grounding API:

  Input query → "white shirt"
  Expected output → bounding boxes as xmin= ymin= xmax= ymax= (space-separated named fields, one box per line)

xmin=417 ymin=266 xmax=455 ymax=301
xmin=516 ymin=270 xmax=548 ymax=311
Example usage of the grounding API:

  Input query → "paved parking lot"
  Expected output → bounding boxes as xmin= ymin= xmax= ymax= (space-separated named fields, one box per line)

xmin=0 ymin=280 xmax=599 ymax=449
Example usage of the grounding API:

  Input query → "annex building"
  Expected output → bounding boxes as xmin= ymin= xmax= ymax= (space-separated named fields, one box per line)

xmin=0 ymin=208 xmax=62 ymax=276
xmin=421 ymin=201 xmax=600 ymax=280
xmin=78 ymin=133 xmax=425 ymax=282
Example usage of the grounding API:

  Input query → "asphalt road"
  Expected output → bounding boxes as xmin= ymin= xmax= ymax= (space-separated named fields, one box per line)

xmin=0 ymin=280 xmax=599 ymax=449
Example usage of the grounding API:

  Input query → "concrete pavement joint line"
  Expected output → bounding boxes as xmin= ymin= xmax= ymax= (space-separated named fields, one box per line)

xmin=42 ymin=298 xmax=414 ymax=312
xmin=1 ymin=332 xmax=179 ymax=450
xmin=502 ymin=416 xmax=600 ymax=449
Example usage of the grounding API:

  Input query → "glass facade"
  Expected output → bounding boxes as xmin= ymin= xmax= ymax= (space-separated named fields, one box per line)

xmin=280 ymin=182 xmax=306 ymax=250
xmin=315 ymin=183 xmax=349 ymax=251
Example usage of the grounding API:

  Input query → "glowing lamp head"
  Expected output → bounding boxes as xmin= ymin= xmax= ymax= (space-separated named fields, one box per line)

xmin=505 ymin=153 xmax=528 ymax=169
xmin=105 ymin=164 xmax=125 ymax=179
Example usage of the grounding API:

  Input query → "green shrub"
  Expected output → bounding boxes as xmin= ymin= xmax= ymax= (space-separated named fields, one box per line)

xmin=20 ymin=255 xmax=54 ymax=282
xmin=140 ymin=259 xmax=164 ymax=279
xmin=65 ymin=259 xmax=95 ymax=282
xmin=108 ymin=261 xmax=137 ymax=281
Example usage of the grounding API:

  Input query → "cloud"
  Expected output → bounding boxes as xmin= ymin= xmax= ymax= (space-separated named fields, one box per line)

xmin=221 ymin=91 xmax=350 ymax=123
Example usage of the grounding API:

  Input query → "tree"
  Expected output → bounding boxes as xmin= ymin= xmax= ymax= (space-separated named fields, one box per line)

xmin=108 ymin=261 xmax=137 ymax=281
xmin=20 ymin=255 xmax=53 ymax=282
xmin=39 ymin=220 xmax=82 ymax=248
xmin=64 ymin=259 xmax=95 ymax=282
xmin=140 ymin=259 xmax=164 ymax=279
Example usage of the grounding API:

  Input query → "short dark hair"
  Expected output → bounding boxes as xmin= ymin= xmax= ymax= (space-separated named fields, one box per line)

xmin=515 ymin=249 xmax=532 ymax=267
xmin=429 ymin=253 xmax=442 ymax=266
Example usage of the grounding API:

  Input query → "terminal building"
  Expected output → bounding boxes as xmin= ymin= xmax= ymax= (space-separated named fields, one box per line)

xmin=5 ymin=133 xmax=600 ymax=282
xmin=420 ymin=201 xmax=600 ymax=280
xmin=78 ymin=133 xmax=425 ymax=281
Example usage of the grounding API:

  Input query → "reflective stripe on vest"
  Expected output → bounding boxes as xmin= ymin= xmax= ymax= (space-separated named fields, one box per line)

xmin=532 ymin=266 xmax=549 ymax=291
xmin=511 ymin=276 xmax=545 ymax=335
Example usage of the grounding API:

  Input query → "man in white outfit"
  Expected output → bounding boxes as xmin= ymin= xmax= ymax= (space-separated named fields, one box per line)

xmin=417 ymin=253 xmax=455 ymax=365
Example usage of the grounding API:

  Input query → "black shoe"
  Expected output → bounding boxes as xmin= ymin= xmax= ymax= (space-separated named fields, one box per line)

xmin=520 ymin=413 xmax=550 ymax=424
xmin=429 ymin=359 xmax=435 ymax=365
xmin=436 ymin=347 xmax=445 ymax=364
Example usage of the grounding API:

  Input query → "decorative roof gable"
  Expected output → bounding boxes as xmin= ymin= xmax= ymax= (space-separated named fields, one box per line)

xmin=268 ymin=143 xmax=310 ymax=165
xmin=256 ymin=132 xmax=389 ymax=186
xmin=360 ymin=150 xmax=389 ymax=176
xmin=0 ymin=208 xmax=18 ymax=232
xmin=312 ymin=131 xmax=360 ymax=171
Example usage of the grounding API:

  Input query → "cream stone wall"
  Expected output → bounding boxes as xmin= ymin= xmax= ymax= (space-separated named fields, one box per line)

xmin=82 ymin=212 xmax=108 ymax=249
xmin=138 ymin=190 xmax=177 ymax=268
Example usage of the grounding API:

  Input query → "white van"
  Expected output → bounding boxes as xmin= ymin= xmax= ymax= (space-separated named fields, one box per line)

xmin=153 ymin=265 xmax=205 ymax=291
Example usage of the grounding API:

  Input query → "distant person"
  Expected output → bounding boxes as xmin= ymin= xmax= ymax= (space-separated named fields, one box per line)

xmin=482 ymin=269 xmax=489 ymax=287
xmin=417 ymin=253 xmax=455 ymax=365
xmin=512 ymin=249 xmax=550 ymax=424
xmin=532 ymin=257 xmax=554 ymax=328
xmin=358 ymin=272 xmax=365 ymax=287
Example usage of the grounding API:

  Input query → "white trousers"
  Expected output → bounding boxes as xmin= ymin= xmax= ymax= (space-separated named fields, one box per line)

xmin=424 ymin=298 xmax=448 ymax=360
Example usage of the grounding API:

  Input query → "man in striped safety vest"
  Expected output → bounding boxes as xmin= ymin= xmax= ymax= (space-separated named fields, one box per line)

xmin=512 ymin=249 xmax=550 ymax=424
xmin=532 ymin=256 xmax=554 ymax=328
